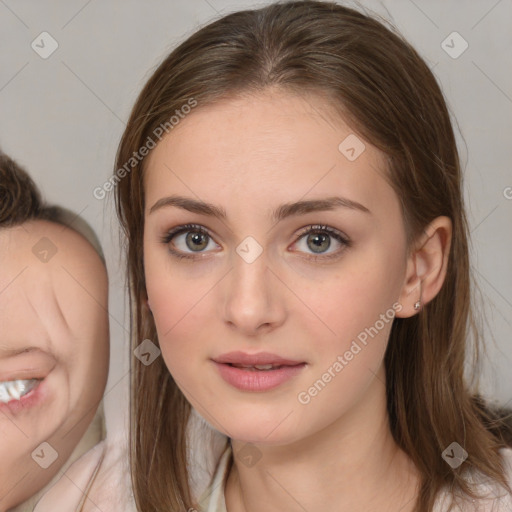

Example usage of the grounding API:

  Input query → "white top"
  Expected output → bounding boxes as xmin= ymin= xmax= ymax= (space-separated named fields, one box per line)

xmin=9 ymin=408 xmax=105 ymax=512
xmin=9 ymin=409 xmax=136 ymax=512
xmin=197 ymin=444 xmax=512 ymax=512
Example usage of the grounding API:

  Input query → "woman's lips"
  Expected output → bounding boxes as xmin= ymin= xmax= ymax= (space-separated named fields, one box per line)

xmin=213 ymin=351 xmax=306 ymax=392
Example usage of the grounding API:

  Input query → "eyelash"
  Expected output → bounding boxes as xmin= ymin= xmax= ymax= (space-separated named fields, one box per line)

xmin=160 ymin=223 xmax=351 ymax=261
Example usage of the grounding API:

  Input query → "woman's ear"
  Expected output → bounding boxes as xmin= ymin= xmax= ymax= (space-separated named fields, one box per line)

xmin=395 ymin=216 xmax=452 ymax=318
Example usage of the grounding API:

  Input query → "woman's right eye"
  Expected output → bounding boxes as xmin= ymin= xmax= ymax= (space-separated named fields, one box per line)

xmin=161 ymin=224 xmax=218 ymax=260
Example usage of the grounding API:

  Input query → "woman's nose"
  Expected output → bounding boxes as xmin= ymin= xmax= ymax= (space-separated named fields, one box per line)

xmin=221 ymin=242 xmax=287 ymax=337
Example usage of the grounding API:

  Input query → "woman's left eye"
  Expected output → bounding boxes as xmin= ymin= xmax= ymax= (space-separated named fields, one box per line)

xmin=291 ymin=224 xmax=351 ymax=260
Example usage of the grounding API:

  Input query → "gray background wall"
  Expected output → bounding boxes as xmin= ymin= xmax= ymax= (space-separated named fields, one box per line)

xmin=1 ymin=0 xmax=510 ymax=437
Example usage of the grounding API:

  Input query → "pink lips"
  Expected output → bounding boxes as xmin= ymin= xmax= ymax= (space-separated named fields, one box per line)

xmin=213 ymin=351 xmax=306 ymax=392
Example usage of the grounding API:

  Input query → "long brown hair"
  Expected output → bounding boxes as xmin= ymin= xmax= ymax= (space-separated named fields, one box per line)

xmin=113 ymin=2 xmax=512 ymax=510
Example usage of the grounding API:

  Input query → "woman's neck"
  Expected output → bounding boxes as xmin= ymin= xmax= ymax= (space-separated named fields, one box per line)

xmin=225 ymin=366 xmax=420 ymax=512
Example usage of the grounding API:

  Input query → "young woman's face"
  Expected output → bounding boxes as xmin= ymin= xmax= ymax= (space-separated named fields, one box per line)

xmin=0 ymin=220 xmax=109 ymax=509
xmin=143 ymin=90 xmax=411 ymax=445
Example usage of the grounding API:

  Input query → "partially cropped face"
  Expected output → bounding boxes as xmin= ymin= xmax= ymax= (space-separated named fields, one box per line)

xmin=0 ymin=220 xmax=109 ymax=510
xmin=143 ymin=90 xmax=411 ymax=445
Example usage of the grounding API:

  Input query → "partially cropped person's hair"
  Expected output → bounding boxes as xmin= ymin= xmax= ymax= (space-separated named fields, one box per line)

xmin=113 ymin=1 xmax=512 ymax=511
xmin=0 ymin=150 xmax=105 ymax=262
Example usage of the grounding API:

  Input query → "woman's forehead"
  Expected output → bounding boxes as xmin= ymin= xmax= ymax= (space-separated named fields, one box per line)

xmin=142 ymin=93 xmax=394 ymax=227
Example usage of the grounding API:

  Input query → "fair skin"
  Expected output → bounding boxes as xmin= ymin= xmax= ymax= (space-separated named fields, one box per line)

xmin=0 ymin=220 xmax=109 ymax=511
xmin=143 ymin=89 xmax=452 ymax=511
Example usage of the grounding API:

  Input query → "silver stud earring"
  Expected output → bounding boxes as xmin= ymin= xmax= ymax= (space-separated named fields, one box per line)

xmin=414 ymin=279 xmax=422 ymax=311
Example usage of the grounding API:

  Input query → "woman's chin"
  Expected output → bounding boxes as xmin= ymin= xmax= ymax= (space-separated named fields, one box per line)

xmin=223 ymin=421 xmax=300 ymax=447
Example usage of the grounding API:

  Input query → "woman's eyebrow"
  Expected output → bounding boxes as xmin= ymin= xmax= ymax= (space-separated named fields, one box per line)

xmin=148 ymin=195 xmax=371 ymax=221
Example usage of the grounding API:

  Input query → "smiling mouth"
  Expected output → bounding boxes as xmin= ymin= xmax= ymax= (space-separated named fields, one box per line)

xmin=0 ymin=379 xmax=41 ymax=404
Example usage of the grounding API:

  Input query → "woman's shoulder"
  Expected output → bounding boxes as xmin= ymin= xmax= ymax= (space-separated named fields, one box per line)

xmin=79 ymin=432 xmax=137 ymax=512
xmin=501 ymin=446 xmax=512 ymax=474
xmin=434 ymin=446 xmax=512 ymax=512
xmin=30 ymin=441 xmax=106 ymax=512
xmin=33 ymin=432 xmax=137 ymax=512
xmin=473 ymin=445 xmax=512 ymax=500
xmin=197 ymin=443 xmax=232 ymax=512
xmin=197 ymin=446 xmax=512 ymax=512
xmin=498 ymin=446 xmax=512 ymax=496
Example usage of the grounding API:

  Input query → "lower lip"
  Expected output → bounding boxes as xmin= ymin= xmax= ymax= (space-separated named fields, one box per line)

xmin=214 ymin=362 xmax=306 ymax=392
xmin=0 ymin=379 xmax=48 ymax=415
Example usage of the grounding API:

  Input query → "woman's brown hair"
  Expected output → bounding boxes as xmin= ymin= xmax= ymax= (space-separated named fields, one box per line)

xmin=113 ymin=1 xmax=512 ymax=510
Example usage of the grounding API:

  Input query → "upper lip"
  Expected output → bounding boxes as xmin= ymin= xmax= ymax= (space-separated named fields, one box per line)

xmin=213 ymin=351 xmax=305 ymax=366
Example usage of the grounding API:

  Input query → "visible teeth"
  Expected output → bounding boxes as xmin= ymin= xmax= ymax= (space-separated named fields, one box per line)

xmin=232 ymin=363 xmax=278 ymax=371
xmin=254 ymin=364 xmax=275 ymax=370
xmin=0 ymin=379 xmax=38 ymax=404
